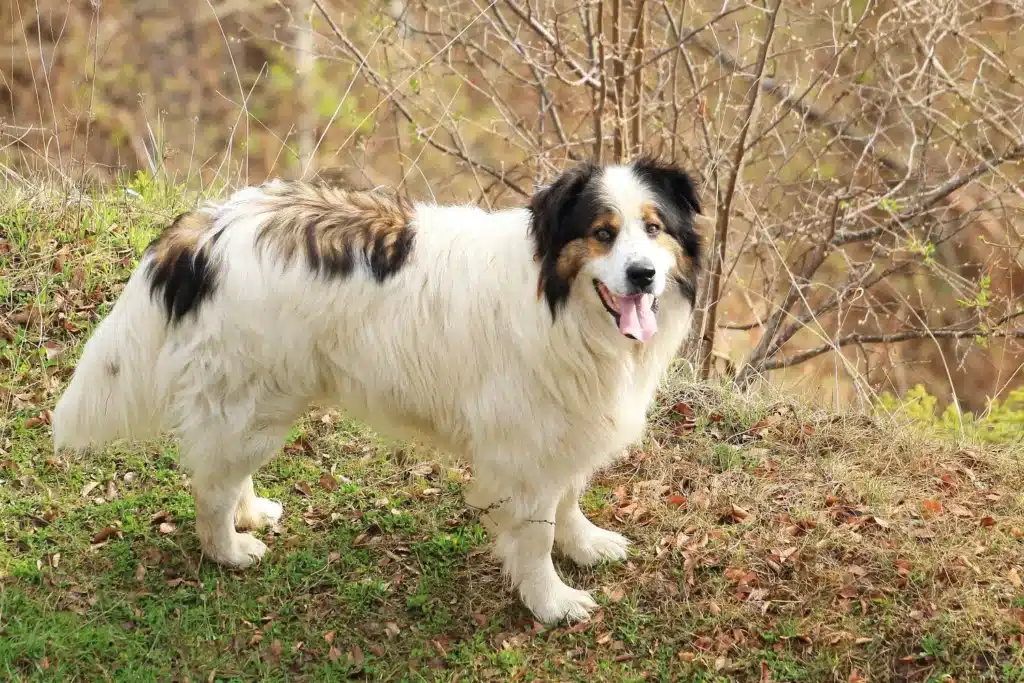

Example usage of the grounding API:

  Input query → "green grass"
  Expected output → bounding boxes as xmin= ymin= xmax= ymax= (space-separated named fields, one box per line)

xmin=3 ymin=179 xmax=1024 ymax=681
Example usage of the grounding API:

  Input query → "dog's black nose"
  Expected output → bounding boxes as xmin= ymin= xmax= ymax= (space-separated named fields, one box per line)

xmin=626 ymin=261 xmax=656 ymax=289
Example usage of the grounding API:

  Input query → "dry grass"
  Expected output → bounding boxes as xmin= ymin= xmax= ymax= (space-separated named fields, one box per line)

xmin=2 ymin=178 xmax=1024 ymax=682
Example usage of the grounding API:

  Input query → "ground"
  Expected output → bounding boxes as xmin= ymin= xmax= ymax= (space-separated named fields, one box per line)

xmin=2 ymin=179 xmax=1024 ymax=682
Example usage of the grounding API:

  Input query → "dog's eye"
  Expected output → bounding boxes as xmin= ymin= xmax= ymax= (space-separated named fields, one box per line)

xmin=645 ymin=222 xmax=661 ymax=236
xmin=594 ymin=228 xmax=614 ymax=243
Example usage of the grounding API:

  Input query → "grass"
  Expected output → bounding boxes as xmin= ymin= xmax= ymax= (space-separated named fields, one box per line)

xmin=3 ymin=178 xmax=1024 ymax=682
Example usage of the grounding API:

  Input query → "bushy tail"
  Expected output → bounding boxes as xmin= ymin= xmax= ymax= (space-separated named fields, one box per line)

xmin=52 ymin=262 xmax=170 ymax=452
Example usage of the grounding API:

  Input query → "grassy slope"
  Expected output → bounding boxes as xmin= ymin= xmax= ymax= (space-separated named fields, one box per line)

xmin=2 ymin=179 xmax=1024 ymax=683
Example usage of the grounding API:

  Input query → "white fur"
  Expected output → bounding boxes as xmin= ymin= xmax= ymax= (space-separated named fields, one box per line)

xmin=53 ymin=165 xmax=695 ymax=623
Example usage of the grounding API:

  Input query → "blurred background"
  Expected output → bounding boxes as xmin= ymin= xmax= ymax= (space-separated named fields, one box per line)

xmin=2 ymin=0 xmax=1022 ymax=415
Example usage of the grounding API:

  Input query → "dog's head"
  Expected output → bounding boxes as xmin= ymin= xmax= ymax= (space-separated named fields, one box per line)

xmin=529 ymin=157 xmax=702 ymax=343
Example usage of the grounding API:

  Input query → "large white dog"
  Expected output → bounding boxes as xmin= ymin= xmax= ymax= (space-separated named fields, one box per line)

xmin=53 ymin=157 xmax=702 ymax=624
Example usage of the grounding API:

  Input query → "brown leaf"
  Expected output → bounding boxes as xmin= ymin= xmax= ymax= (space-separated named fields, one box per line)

xmin=294 ymin=481 xmax=313 ymax=497
xmin=319 ymin=473 xmax=338 ymax=492
xmin=472 ymin=613 xmax=488 ymax=627
xmin=848 ymin=669 xmax=867 ymax=683
xmin=269 ymin=639 xmax=282 ymax=661
xmin=1009 ymin=567 xmax=1022 ymax=589
xmin=921 ymin=499 xmax=942 ymax=518
xmin=323 ymin=630 xmax=335 ymax=644
xmin=760 ymin=661 xmax=773 ymax=682
xmin=91 ymin=526 xmax=120 ymax=544
xmin=158 ymin=522 xmax=176 ymax=535
xmin=678 ymin=651 xmax=696 ymax=662
xmin=384 ymin=622 xmax=400 ymax=638
xmin=708 ymin=413 xmax=724 ymax=423
xmin=328 ymin=646 xmax=341 ymax=661
xmin=349 ymin=645 xmax=364 ymax=665
xmin=894 ymin=559 xmax=911 ymax=577
xmin=23 ymin=416 xmax=44 ymax=429
xmin=0 ymin=458 xmax=18 ymax=472
xmin=135 ymin=563 xmax=147 ymax=582
xmin=602 ymin=586 xmax=626 ymax=602
xmin=667 ymin=494 xmax=687 ymax=507
xmin=150 ymin=510 xmax=172 ymax=525
xmin=105 ymin=479 xmax=118 ymax=501
xmin=981 ymin=516 xmax=996 ymax=528
xmin=1012 ymin=527 xmax=1023 ymax=539
xmin=42 ymin=341 xmax=62 ymax=361
xmin=947 ymin=502 xmax=972 ymax=518
xmin=672 ymin=403 xmax=694 ymax=418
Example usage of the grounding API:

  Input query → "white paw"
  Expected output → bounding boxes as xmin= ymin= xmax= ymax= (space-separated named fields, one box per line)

xmin=559 ymin=526 xmax=631 ymax=567
xmin=520 ymin=579 xmax=599 ymax=624
xmin=206 ymin=532 xmax=268 ymax=569
xmin=235 ymin=497 xmax=284 ymax=530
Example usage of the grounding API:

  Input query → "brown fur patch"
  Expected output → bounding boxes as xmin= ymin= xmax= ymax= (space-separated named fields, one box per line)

xmin=145 ymin=211 xmax=220 ymax=321
xmin=149 ymin=212 xmax=216 ymax=266
xmin=641 ymin=204 xmax=664 ymax=231
xmin=655 ymin=231 xmax=698 ymax=283
xmin=255 ymin=182 xmax=415 ymax=281
xmin=551 ymin=213 xmax=620 ymax=283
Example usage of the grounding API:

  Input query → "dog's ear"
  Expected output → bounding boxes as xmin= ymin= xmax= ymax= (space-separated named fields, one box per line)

xmin=528 ymin=163 xmax=597 ymax=261
xmin=632 ymin=156 xmax=702 ymax=217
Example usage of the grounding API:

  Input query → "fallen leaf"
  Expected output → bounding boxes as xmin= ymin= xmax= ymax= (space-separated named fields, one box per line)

xmin=602 ymin=586 xmax=626 ymax=602
xmin=981 ymin=516 xmax=996 ymax=528
xmin=294 ymin=481 xmax=313 ymax=497
xmin=323 ymin=630 xmax=335 ymax=645
xmin=319 ymin=473 xmax=338 ymax=492
xmin=472 ymin=613 xmax=488 ymax=627
xmin=921 ymin=499 xmax=942 ymax=518
xmin=760 ymin=660 xmax=772 ymax=682
xmin=672 ymin=403 xmax=694 ymax=418
xmin=1009 ymin=567 xmax=1022 ymax=588
xmin=135 ymin=563 xmax=147 ymax=582
xmin=91 ymin=526 xmax=120 ymax=544
xmin=349 ymin=645 xmax=364 ymax=665
xmin=158 ymin=522 xmax=176 ymax=535
xmin=1012 ymin=528 xmax=1023 ymax=539
xmin=948 ymin=502 xmax=972 ymax=518
xmin=105 ymin=479 xmax=118 ymax=501
xmin=667 ymin=494 xmax=687 ymax=507
xmin=49 ymin=553 xmax=61 ymax=568
xmin=848 ymin=669 xmax=867 ymax=683
xmin=422 ymin=487 xmax=442 ymax=496
xmin=328 ymin=646 xmax=342 ymax=661
xmin=269 ymin=639 xmax=282 ymax=660
xmin=23 ymin=416 xmax=44 ymax=429
xmin=150 ymin=511 xmax=172 ymax=525
xmin=678 ymin=651 xmax=696 ymax=662
xmin=384 ymin=622 xmax=400 ymax=638
xmin=166 ymin=578 xmax=185 ymax=588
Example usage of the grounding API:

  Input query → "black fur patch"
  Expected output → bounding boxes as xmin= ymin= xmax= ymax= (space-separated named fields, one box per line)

xmin=528 ymin=163 xmax=601 ymax=316
xmin=145 ymin=213 xmax=219 ymax=324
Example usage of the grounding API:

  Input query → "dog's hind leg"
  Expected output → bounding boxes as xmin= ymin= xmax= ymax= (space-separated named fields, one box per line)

xmin=467 ymin=477 xmax=598 ymax=624
xmin=554 ymin=485 xmax=630 ymax=567
xmin=234 ymin=476 xmax=284 ymax=531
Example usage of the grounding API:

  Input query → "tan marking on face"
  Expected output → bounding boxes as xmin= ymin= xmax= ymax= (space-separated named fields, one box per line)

xmin=641 ymin=204 xmax=664 ymax=232
xmin=149 ymin=211 xmax=216 ymax=266
xmin=553 ymin=212 xmax=622 ymax=281
xmin=255 ymin=182 xmax=415 ymax=279
xmin=655 ymin=232 xmax=697 ymax=282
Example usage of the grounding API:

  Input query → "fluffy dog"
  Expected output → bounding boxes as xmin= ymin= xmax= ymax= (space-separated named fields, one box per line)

xmin=53 ymin=157 xmax=702 ymax=623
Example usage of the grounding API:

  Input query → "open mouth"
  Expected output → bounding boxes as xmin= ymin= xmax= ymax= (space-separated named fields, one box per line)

xmin=593 ymin=279 xmax=659 ymax=343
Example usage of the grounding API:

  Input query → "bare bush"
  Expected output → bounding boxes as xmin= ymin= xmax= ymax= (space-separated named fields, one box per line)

xmin=2 ymin=0 xmax=1022 ymax=411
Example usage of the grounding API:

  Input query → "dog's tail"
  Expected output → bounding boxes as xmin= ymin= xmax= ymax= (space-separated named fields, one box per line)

xmin=52 ymin=257 xmax=173 ymax=452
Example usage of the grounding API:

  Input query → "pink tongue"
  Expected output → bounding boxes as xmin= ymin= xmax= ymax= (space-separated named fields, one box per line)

xmin=617 ymin=294 xmax=658 ymax=342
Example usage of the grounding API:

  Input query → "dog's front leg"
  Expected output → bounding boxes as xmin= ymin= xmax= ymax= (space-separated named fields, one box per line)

xmin=466 ymin=480 xmax=597 ymax=624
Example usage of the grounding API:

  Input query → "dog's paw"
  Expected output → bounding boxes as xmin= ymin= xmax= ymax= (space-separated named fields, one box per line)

xmin=559 ymin=526 xmax=631 ymax=567
xmin=521 ymin=580 xmax=599 ymax=624
xmin=205 ymin=532 xmax=268 ymax=569
xmin=235 ymin=497 xmax=284 ymax=531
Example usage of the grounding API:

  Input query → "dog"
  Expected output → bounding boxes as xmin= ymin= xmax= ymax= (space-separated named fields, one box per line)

xmin=52 ymin=157 xmax=702 ymax=624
